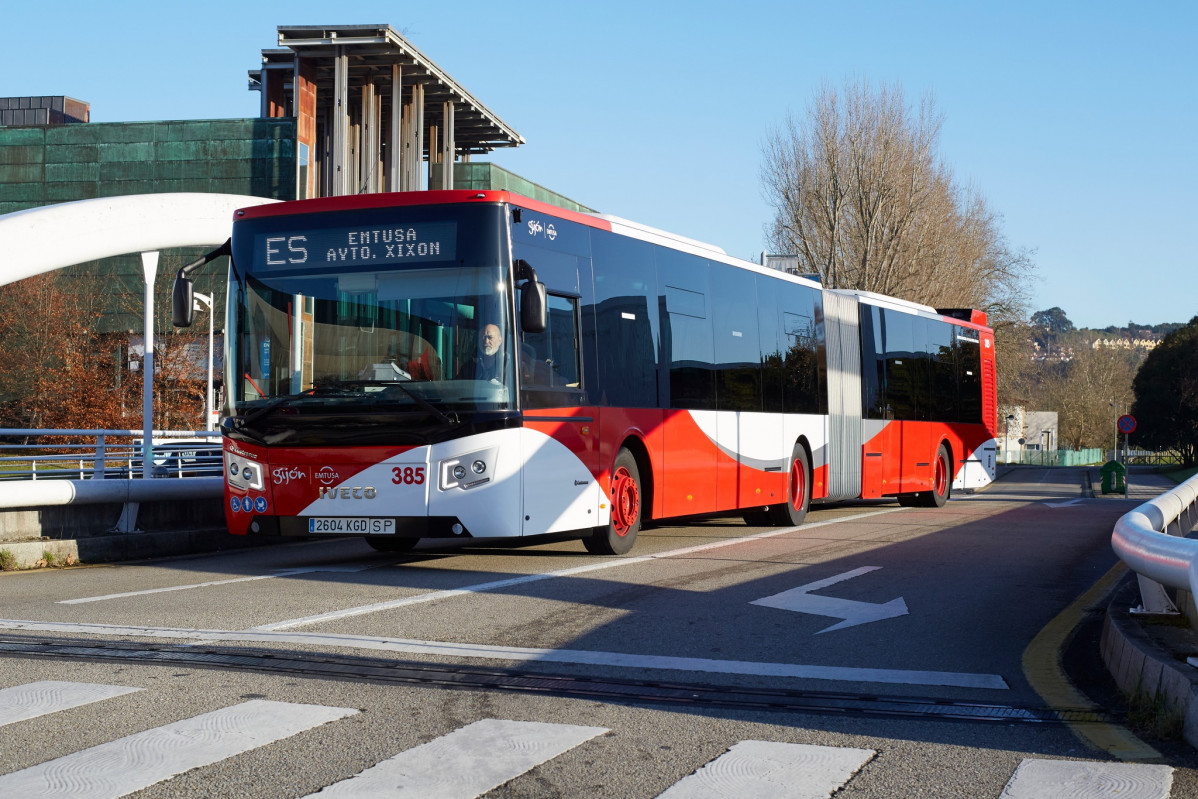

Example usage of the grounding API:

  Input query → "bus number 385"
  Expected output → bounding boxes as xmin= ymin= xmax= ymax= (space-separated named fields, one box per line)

xmin=392 ymin=466 xmax=426 ymax=485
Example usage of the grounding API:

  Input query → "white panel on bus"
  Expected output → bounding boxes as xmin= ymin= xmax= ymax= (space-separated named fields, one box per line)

xmin=519 ymin=428 xmax=603 ymax=536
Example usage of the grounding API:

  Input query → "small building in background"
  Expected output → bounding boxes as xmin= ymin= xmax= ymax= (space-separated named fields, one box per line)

xmin=0 ymin=96 xmax=89 ymax=127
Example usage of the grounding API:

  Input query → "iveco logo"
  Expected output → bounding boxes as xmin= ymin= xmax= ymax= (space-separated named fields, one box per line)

xmin=315 ymin=466 xmax=340 ymax=485
xmin=319 ymin=486 xmax=377 ymax=499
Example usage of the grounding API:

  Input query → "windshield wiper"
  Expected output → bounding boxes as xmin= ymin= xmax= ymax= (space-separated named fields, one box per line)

xmin=234 ymin=387 xmax=320 ymax=430
xmin=321 ymin=379 xmax=460 ymax=426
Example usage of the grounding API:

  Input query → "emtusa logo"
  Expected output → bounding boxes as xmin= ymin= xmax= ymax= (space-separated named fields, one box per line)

xmin=315 ymin=466 xmax=340 ymax=485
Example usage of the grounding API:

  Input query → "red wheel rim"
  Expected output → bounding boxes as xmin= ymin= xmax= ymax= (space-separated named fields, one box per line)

xmin=934 ymin=452 xmax=948 ymax=497
xmin=611 ymin=466 xmax=640 ymax=537
xmin=789 ymin=457 xmax=806 ymax=512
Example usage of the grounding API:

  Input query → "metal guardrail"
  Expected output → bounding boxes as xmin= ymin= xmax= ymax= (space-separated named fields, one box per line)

xmin=1110 ymin=472 xmax=1198 ymax=614
xmin=0 ymin=429 xmax=225 ymax=531
xmin=0 ymin=428 xmax=221 ymax=481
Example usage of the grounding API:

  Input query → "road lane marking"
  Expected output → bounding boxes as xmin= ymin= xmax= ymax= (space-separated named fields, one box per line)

xmin=657 ymin=740 xmax=875 ymax=799
xmin=1001 ymin=758 xmax=1173 ymax=798
xmin=253 ymin=507 xmax=909 ymax=632
xmin=0 ymin=681 xmax=141 ymax=727
xmin=1021 ymin=561 xmax=1160 ymax=760
xmin=0 ymin=618 xmax=1009 ymax=689
xmin=57 ymin=565 xmax=374 ymax=605
xmin=301 ymin=718 xmax=607 ymax=798
xmin=751 ymin=566 xmax=909 ymax=633
xmin=0 ymin=699 xmax=356 ymax=799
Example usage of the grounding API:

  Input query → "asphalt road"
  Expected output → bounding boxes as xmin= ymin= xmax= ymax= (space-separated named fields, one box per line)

xmin=1 ymin=467 xmax=1195 ymax=797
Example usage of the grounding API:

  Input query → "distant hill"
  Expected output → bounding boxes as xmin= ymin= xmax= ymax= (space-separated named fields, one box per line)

xmin=1028 ymin=308 xmax=1182 ymax=362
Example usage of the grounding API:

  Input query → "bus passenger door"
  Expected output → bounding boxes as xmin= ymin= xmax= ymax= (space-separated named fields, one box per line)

xmin=519 ymin=292 xmax=600 ymax=536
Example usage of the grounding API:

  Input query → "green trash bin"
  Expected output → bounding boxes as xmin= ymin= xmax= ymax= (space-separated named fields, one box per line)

xmin=1100 ymin=460 xmax=1126 ymax=494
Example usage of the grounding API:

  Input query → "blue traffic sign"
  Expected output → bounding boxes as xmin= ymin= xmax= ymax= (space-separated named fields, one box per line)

xmin=1117 ymin=414 xmax=1137 ymax=434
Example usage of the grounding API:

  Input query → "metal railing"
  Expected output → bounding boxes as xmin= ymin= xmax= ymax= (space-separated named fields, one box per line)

xmin=999 ymin=448 xmax=1183 ymax=468
xmin=998 ymin=448 xmax=1106 ymax=467
xmin=1110 ymin=472 xmax=1198 ymax=614
xmin=0 ymin=428 xmax=222 ymax=481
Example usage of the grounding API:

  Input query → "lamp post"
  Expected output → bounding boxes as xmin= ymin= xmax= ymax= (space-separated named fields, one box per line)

xmin=193 ymin=292 xmax=215 ymax=431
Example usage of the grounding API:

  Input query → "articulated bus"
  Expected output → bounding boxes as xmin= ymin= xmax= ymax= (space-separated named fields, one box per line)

xmin=173 ymin=190 xmax=998 ymax=555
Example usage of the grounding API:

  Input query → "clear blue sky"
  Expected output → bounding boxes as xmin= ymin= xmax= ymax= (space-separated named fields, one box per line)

xmin=5 ymin=1 xmax=1195 ymax=329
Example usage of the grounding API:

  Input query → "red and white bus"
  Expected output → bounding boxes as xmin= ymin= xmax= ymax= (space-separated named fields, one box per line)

xmin=173 ymin=190 xmax=998 ymax=555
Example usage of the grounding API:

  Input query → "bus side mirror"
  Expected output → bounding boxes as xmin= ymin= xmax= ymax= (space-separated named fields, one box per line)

xmin=521 ymin=280 xmax=547 ymax=333
xmin=172 ymin=272 xmax=195 ymax=327
xmin=515 ymin=259 xmax=547 ymax=333
xmin=171 ymin=239 xmax=230 ymax=328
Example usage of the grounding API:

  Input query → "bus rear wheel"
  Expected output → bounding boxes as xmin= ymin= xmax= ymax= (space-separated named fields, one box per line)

xmin=365 ymin=537 xmax=419 ymax=553
xmin=910 ymin=445 xmax=952 ymax=508
xmin=585 ymin=448 xmax=641 ymax=555
xmin=764 ymin=444 xmax=810 ymax=526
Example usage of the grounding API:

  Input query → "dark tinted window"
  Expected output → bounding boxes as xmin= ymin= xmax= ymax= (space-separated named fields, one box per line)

xmin=711 ymin=263 xmax=761 ymax=412
xmin=757 ymin=277 xmax=783 ymax=413
xmin=590 ymin=231 xmax=658 ymax=407
xmin=778 ymin=282 xmax=824 ymax=414
xmin=926 ymin=318 xmax=956 ymax=421
xmin=860 ymin=304 xmax=886 ymax=419
xmin=519 ymin=293 xmax=582 ymax=409
xmin=957 ymin=330 xmax=983 ymax=424
xmin=656 ymin=249 xmax=715 ymax=410
xmin=881 ymin=309 xmax=916 ymax=420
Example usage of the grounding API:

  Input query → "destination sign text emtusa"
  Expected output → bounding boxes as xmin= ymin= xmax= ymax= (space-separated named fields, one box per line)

xmin=257 ymin=222 xmax=457 ymax=269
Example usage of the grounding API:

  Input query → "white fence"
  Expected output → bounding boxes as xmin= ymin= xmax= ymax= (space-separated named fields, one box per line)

xmin=1110 ymin=472 xmax=1198 ymax=614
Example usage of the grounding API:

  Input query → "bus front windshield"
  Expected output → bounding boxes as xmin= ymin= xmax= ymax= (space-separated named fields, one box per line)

xmin=226 ymin=204 xmax=515 ymax=424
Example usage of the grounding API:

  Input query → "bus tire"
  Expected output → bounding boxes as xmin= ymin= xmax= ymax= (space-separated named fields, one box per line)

xmin=585 ymin=448 xmax=641 ymax=555
xmin=914 ymin=445 xmax=952 ymax=508
xmin=766 ymin=444 xmax=810 ymax=526
xmin=365 ymin=537 xmax=419 ymax=553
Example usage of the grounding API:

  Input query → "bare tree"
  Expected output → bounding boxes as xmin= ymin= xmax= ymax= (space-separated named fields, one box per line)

xmin=1033 ymin=345 xmax=1137 ymax=449
xmin=762 ymin=79 xmax=1033 ymax=323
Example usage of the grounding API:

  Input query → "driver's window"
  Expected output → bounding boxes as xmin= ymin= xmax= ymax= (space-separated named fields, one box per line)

xmin=519 ymin=292 xmax=582 ymax=407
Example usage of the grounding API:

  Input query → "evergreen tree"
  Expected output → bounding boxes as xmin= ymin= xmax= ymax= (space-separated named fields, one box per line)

xmin=1130 ymin=316 xmax=1198 ymax=467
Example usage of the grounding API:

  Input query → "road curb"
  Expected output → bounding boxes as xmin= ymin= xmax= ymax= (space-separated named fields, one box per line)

xmin=1 ymin=528 xmax=287 ymax=569
xmin=1101 ymin=578 xmax=1198 ymax=749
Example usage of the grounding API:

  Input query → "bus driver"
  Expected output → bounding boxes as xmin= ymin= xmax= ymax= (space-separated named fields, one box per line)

xmin=458 ymin=322 xmax=504 ymax=382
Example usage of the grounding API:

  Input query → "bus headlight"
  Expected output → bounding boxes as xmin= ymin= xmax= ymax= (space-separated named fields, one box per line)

xmin=439 ymin=447 xmax=497 ymax=491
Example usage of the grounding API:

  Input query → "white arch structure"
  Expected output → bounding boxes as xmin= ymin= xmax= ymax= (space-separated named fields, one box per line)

xmin=0 ymin=193 xmax=279 ymax=508
xmin=0 ymin=193 xmax=278 ymax=286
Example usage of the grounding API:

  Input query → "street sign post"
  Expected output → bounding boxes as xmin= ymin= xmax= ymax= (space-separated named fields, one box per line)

xmin=1116 ymin=415 xmax=1136 ymax=499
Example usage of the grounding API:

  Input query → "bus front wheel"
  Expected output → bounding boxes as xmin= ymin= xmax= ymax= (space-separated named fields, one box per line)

xmin=585 ymin=448 xmax=641 ymax=555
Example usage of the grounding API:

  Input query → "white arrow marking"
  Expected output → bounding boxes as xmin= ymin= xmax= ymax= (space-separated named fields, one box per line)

xmin=1045 ymin=499 xmax=1084 ymax=508
xmin=751 ymin=566 xmax=908 ymax=634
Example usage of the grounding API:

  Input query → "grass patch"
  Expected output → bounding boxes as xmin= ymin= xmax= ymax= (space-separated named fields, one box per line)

xmin=0 ymin=549 xmax=15 ymax=571
xmin=1163 ymin=466 xmax=1198 ymax=484
xmin=1127 ymin=685 xmax=1185 ymax=740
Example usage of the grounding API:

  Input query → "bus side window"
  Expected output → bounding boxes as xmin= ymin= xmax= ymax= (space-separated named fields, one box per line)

xmin=519 ymin=292 xmax=583 ymax=406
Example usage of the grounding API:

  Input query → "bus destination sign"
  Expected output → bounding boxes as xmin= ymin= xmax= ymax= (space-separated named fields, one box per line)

xmin=257 ymin=222 xmax=457 ymax=269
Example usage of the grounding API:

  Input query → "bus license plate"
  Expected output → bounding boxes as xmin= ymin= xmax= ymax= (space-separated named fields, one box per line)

xmin=308 ymin=517 xmax=395 ymax=534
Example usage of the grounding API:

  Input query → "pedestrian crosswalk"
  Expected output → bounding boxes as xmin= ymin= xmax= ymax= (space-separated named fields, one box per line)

xmin=0 ymin=680 xmax=1178 ymax=798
